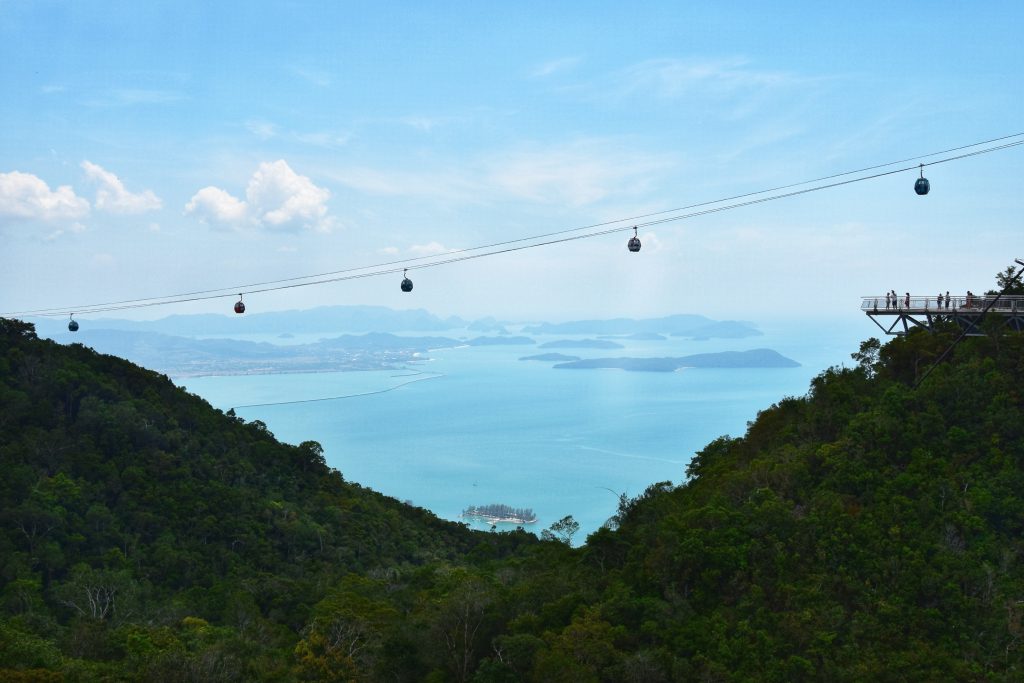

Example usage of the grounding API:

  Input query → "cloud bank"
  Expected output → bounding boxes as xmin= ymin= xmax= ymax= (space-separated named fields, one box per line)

xmin=0 ymin=171 xmax=90 ymax=223
xmin=186 ymin=160 xmax=333 ymax=232
xmin=81 ymin=161 xmax=163 ymax=214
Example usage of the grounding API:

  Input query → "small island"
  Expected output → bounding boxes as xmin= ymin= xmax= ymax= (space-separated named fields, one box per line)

xmin=462 ymin=503 xmax=537 ymax=524
xmin=598 ymin=332 xmax=667 ymax=341
xmin=465 ymin=335 xmax=536 ymax=346
xmin=519 ymin=353 xmax=581 ymax=362
xmin=539 ymin=339 xmax=624 ymax=350
xmin=552 ymin=349 xmax=800 ymax=372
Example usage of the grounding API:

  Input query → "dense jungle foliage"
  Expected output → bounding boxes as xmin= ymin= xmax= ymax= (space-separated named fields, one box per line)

xmin=4 ymin=281 xmax=1024 ymax=680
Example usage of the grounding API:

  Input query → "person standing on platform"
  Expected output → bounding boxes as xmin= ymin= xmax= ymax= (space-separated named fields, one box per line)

xmin=937 ymin=292 xmax=943 ymax=309
xmin=946 ymin=291 xmax=951 ymax=309
xmin=885 ymin=292 xmax=891 ymax=309
xmin=905 ymin=292 xmax=910 ymax=309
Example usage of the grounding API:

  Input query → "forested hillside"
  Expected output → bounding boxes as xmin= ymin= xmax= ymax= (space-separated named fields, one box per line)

xmin=0 ymin=318 xmax=533 ymax=680
xmin=4 ymin=302 xmax=1024 ymax=681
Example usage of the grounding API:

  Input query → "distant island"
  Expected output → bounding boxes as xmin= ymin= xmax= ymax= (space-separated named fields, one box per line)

xmin=669 ymin=321 xmax=762 ymax=340
xmin=34 ymin=307 xmax=762 ymax=342
xmin=519 ymin=353 xmax=581 ymax=362
xmin=37 ymin=307 xmax=771 ymax=378
xmin=465 ymin=336 xmax=536 ymax=346
xmin=553 ymin=349 xmax=800 ymax=372
xmin=49 ymin=330 xmax=466 ymax=378
xmin=539 ymin=339 xmax=624 ymax=350
xmin=34 ymin=304 xmax=472 ymax=337
xmin=466 ymin=316 xmax=510 ymax=334
xmin=523 ymin=314 xmax=762 ymax=339
xmin=598 ymin=332 xmax=667 ymax=341
xmin=462 ymin=504 xmax=537 ymax=525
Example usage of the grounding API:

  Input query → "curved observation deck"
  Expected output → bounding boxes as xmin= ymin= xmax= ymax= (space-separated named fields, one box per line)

xmin=861 ymin=294 xmax=1024 ymax=336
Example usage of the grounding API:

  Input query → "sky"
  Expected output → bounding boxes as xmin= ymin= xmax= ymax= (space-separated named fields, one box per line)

xmin=1 ymin=1 xmax=1022 ymax=323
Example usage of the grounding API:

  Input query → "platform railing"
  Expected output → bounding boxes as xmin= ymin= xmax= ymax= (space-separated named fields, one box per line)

xmin=860 ymin=295 xmax=1024 ymax=313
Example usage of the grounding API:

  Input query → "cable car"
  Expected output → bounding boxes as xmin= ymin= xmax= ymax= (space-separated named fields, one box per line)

xmin=627 ymin=226 xmax=641 ymax=253
xmin=914 ymin=164 xmax=930 ymax=195
xmin=68 ymin=314 xmax=79 ymax=332
xmin=234 ymin=295 xmax=246 ymax=314
xmin=400 ymin=269 xmax=413 ymax=292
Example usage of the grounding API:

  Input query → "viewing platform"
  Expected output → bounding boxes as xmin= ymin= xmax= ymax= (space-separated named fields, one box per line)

xmin=861 ymin=295 xmax=1024 ymax=336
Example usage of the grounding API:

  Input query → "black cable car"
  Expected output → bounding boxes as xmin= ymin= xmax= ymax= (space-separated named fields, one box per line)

xmin=400 ymin=269 xmax=413 ymax=292
xmin=627 ymin=226 xmax=641 ymax=253
xmin=914 ymin=164 xmax=930 ymax=195
xmin=68 ymin=314 xmax=79 ymax=332
xmin=234 ymin=294 xmax=246 ymax=314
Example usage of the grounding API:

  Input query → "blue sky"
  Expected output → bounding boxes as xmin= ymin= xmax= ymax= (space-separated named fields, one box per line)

xmin=2 ymin=1 xmax=1022 ymax=322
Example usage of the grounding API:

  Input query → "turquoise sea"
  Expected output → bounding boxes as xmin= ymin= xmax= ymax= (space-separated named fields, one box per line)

xmin=181 ymin=317 xmax=869 ymax=541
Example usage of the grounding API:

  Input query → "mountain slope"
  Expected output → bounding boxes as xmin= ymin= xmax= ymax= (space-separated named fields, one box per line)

xmin=0 ymin=318 xmax=531 ymax=680
xmin=6 ymin=314 xmax=1024 ymax=681
xmin=547 ymin=329 xmax=1024 ymax=681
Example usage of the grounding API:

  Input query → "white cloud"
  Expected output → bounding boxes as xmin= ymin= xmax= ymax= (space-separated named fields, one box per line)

xmin=486 ymin=142 xmax=669 ymax=206
xmin=639 ymin=230 xmax=663 ymax=252
xmin=184 ymin=186 xmax=249 ymax=226
xmin=246 ymin=120 xmax=278 ymax=140
xmin=399 ymin=116 xmax=448 ymax=132
xmin=91 ymin=253 xmax=115 ymax=267
xmin=329 ymin=140 xmax=668 ymax=208
xmin=43 ymin=222 xmax=86 ymax=241
xmin=244 ymin=119 xmax=351 ymax=148
xmin=186 ymin=160 xmax=333 ymax=232
xmin=379 ymin=246 xmax=400 ymax=255
xmin=409 ymin=241 xmax=455 ymax=256
xmin=246 ymin=160 xmax=332 ymax=232
xmin=84 ymin=88 xmax=185 ymax=107
xmin=329 ymin=166 xmax=475 ymax=201
xmin=292 ymin=131 xmax=352 ymax=148
xmin=81 ymin=161 xmax=162 ymax=214
xmin=612 ymin=58 xmax=800 ymax=99
xmin=290 ymin=66 xmax=332 ymax=87
xmin=530 ymin=56 xmax=582 ymax=78
xmin=0 ymin=171 xmax=90 ymax=223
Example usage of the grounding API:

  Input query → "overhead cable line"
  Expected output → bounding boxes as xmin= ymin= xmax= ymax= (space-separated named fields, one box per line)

xmin=7 ymin=134 xmax=1024 ymax=319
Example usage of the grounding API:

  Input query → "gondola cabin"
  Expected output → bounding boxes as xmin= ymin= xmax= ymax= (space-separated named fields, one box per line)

xmin=914 ymin=165 xmax=930 ymax=195
xmin=627 ymin=226 xmax=641 ymax=253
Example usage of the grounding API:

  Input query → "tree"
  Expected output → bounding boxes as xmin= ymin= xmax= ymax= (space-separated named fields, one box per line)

xmin=993 ymin=264 xmax=1024 ymax=295
xmin=430 ymin=574 xmax=497 ymax=683
xmin=54 ymin=564 xmax=137 ymax=623
xmin=541 ymin=516 xmax=580 ymax=545
xmin=297 ymin=440 xmax=327 ymax=473
xmin=851 ymin=337 xmax=881 ymax=377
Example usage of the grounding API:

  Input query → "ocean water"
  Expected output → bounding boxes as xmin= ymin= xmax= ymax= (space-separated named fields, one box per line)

xmin=182 ymin=317 xmax=870 ymax=541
